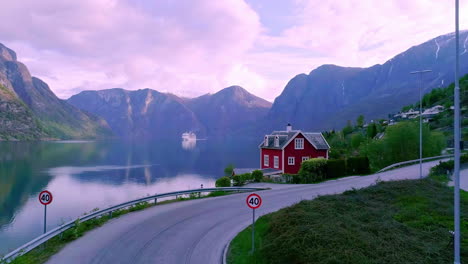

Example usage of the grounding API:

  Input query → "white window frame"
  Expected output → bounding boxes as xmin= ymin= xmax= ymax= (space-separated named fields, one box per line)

xmin=274 ymin=156 xmax=279 ymax=168
xmin=274 ymin=136 xmax=279 ymax=147
xmin=288 ymin=157 xmax=295 ymax=165
xmin=302 ymin=156 xmax=309 ymax=162
xmin=264 ymin=155 xmax=269 ymax=166
xmin=295 ymin=138 xmax=304 ymax=149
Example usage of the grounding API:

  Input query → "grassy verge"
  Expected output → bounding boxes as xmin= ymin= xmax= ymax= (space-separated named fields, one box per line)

xmin=228 ymin=178 xmax=468 ymax=264
xmin=3 ymin=190 xmax=234 ymax=264
xmin=227 ymin=215 xmax=272 ymax=264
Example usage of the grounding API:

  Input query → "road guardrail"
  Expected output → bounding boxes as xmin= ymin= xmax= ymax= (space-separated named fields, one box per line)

xmin=377 ymin=154 xmax=454 ymax=173
xmin=1 ymin=187 xmax=268 ymax=263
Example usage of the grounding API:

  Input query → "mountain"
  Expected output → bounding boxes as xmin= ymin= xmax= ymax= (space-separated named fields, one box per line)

xmin=68 ymin=86 xmax=271 ymax=139
xmin=68 ymin=88 xmax=205 ymax=138
xmin=0 ymin=43 xmax=112 ymax=140
xmin=268 ymin=30 xmax=468 ymax=131
xmin=0 ymin=84 xmax=46 ymax=140
xmin=186 ymin=86 xmax=272 ymax=136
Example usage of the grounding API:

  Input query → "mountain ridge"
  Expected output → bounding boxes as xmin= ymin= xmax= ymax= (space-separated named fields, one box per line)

xmin=266 ymin=30 xmax=468 ymax=131
xmin=0 ymin=43 xmax=113 ymax=140
xmin=68 ymin=85 xmax=272 ymax=139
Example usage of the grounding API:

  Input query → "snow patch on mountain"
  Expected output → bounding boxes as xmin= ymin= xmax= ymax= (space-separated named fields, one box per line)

xmin=462 ymin=35 xmax=468 ymax=55
xmin=341 ymin=81 xmax=345 ymax=97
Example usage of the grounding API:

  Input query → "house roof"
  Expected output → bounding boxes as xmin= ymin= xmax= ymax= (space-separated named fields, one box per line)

xmin=259 ymin=130 xmax=330 ymax=150
xmin=303 ymin=132 xmax=330 ymax=150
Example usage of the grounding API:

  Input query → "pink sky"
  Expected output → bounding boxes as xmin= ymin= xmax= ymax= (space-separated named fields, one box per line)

xmin=0 ymin=0 xmax=467 ymax=101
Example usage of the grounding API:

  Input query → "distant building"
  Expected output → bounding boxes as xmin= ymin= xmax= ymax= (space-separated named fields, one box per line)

xmin=393 ymin=108 xmax=420 ymax=120
xmin=259 ymin=124 xmax=330 ymax=174
xmin=421 ymin=105 xmax=445 ymax=121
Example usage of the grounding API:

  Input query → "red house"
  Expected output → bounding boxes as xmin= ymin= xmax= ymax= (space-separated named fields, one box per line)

xmin=259 ymin=124 xmax=330 ymax=174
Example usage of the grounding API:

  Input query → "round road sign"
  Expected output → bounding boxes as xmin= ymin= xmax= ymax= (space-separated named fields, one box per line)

xmin=39 ymin=190 xmax=53 ymax=205
xmin=246 ymin=193 xmax=262 ymax=209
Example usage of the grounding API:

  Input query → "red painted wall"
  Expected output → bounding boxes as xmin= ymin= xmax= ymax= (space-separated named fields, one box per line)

xmin=260 ymin=148 xmax=283 ymax=171
xmin=283 ymin=134 xmax=328 ymax=174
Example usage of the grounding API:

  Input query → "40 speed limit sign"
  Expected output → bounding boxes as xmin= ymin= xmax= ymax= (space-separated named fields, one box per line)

xmin=39 ymin=190 xmax=53 ymax=205
xmin=246 ymin=193 xmax=262 ymax=209
xmin=38 ymin=190 xmax=53 ymax=234
xmin=246 ymin=193 xmax=262 ymax=253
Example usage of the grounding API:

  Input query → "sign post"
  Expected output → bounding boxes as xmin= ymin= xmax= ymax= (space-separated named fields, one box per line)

xmin=38 ymin=190 xmax=53 ymax=234
xmin=246 ymin=193 xmax=262 ymax=254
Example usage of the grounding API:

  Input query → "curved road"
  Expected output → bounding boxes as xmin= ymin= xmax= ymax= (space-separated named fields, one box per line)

xmin=46 ymin=160 xmax=463 ymax=264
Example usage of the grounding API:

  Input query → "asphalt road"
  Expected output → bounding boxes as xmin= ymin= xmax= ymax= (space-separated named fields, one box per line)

xmin=46 ymin=160 xmax=466 ymax=264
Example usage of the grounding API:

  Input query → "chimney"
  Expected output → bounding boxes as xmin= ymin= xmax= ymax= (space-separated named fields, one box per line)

xmin=286 ymin=123 xmax=292 ymax=132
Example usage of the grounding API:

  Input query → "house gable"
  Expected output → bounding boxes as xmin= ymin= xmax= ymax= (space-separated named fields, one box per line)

xmin=283 ymin=133 xmax=328 ymax=174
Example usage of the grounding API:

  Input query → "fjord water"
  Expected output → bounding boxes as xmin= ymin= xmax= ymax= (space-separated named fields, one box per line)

xmin=0 ymin=139 xmax=258 ymax=255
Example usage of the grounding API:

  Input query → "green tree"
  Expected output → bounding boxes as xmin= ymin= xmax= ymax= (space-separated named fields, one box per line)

xmin=351 ymin=133 xmax=365 ymax=149
xmin=342 ymin=120 xmax=353 ymax=137
xmin=356 ymin=115 xmax=365 ymax=128
xmin=367 ymin=123 xmax=378 ymax=138
xmin=362 ymin=121 xmax=446 ymax=171
xmin=224 ymin=164 xmax=234 ymax=177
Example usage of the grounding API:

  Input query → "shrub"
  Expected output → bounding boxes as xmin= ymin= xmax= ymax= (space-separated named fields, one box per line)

xmin=298 ymin=158 xmax=328 ymax=183
xmin=347 ymin=156 xmax=370 ymax=175
xmin=430 ymin=154 xmax=468 ymax=176
xmin=430 ymin=160 xmax=454 ymax=175
xmin=291 ymin=174 xmax=302 ymax=184
xmin=252 ymin=170 xmax=263 ymax=182
xmin=215 ymin=176 xmax=231 ymax=187
xmin=232 ymin=174 xmax=245 ymax=186
xmin=241 ymin=173 xmax=253 ymax=182
xmin=326 ymin=159 xmax=346 ymax=179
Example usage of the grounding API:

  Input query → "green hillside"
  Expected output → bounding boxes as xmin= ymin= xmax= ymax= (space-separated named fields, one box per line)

xmin=0 ymin=85 xmax=46 ymax=140
xmin=403 ymin=74 xmax=468 ymax=141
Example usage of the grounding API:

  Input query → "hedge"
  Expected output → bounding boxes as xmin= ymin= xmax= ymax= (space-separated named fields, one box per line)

xmin=298 ymin=158 xmax=328 ymax=183
xmin=347 ymin=156 xmax=370 ymax=175
xmin=326 ymin=159 xmax=346 ymax=179
xmin=294 ymin=157 xmax=371 ymax=184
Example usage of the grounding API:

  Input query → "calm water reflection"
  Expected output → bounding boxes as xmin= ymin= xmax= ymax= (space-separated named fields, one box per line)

xmin=0 ymin=139 xmax=258 ymax=254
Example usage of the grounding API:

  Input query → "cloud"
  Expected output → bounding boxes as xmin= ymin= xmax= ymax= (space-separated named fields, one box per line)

xmin=0 ymin=0 xmax=261 ymax=98
xmin=244 ymin=0 xmax=468 ymax=98
xmin=257 ymin=0 xmax=463 ymax=65
xmin=0 ymin=0 xmax=466 ymax=101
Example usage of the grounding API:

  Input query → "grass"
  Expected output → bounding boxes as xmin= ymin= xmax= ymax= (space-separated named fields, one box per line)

xmin=227 ymin=215 xmax=272 ymax=264
xmin=2 ymin=190 xmax=235 ymax=264
xmin=228 ymin=178 xmax=468 ymax=264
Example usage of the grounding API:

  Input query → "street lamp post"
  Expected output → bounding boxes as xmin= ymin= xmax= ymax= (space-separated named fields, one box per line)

xmin=453 ymin=1 xmax=461 ymax=263
xmin=410 ymin=69 xmax=432 ymax=179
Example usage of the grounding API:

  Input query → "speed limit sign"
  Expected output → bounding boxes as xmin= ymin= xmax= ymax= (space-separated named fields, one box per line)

xmin=39 ymin=190 xmax=53 ymax=205
xmin=246 ymin=193 xmax=262 ymax=209
xmin=246 ymin=193 xmax=262 ymax=253
xmin=39 ymin=190 xmax=53 ymax=234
